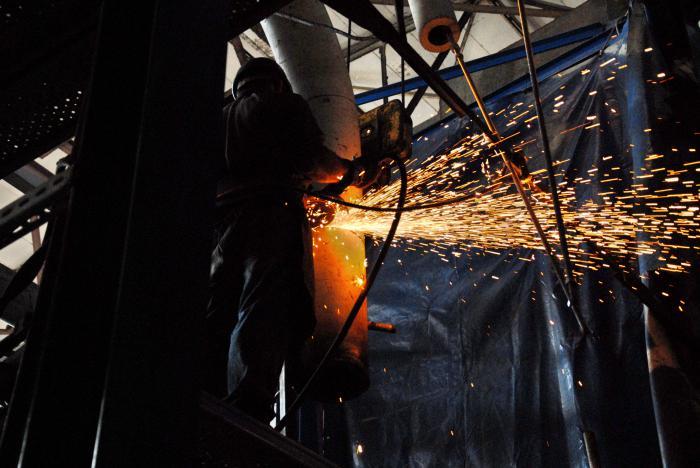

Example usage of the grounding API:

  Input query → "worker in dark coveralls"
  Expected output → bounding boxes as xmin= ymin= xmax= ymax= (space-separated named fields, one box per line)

xmin=205 ymin=58 xmax=374 ymax=422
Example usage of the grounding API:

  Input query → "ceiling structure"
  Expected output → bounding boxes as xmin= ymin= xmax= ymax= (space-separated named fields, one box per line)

xmin=0 ymin=0 xmax=588 ymax=271
xmin=225 ymin=0 xmax=586 ymax=124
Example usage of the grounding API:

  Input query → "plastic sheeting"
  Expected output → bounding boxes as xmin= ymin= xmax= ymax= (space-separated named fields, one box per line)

xmin=340 ymin=6 xmax=699 ymax=467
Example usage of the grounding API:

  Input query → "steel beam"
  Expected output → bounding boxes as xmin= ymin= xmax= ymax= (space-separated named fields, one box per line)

xmin=355 ymin=23 xmax=606 ymax=105
xmin=230 ymin=36 xmax=253 ymax=66
xmin=0 ymin=0 xmax=226 ymax=466
xmin=492 ymin=0 xmax=523 ymax=34
xmin=380 ymin=45 xmax=389 ymax=104
xmin=370 ymin=0 xmax=566 ymax=17
xmin=524 ymin=0 xmax=572 ymax=11
xmin=323 ymin=0 xmax=474 ymax=119
xmin=344 ymin=15 xmax=415 ymax=63
xmin=4 ymin=162 xmax=52 ymax=194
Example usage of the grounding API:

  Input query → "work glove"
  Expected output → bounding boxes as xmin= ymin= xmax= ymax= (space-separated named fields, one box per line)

xmin=349 ymin=155 xmax=382 ymax=190
xmin=319 ymin=156 xmax=382 ymax=197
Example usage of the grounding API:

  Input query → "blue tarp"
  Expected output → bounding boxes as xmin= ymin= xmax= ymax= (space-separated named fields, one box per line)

xmin=336 ymin=5 xmax=700 ymax=468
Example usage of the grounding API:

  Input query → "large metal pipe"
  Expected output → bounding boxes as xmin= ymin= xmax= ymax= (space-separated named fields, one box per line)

xmin=407 ymin=0 xmax=460 ymax=52
xmin=262 ymin=0 xmax=369 ymax=402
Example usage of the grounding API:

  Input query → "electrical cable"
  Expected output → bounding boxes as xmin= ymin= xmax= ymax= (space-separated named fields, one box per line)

xmin=346 ymin=20 xmax=352 ymax=69
xmin=274 ymin=155 xmax=408 ymax=432
xmin=219 ymin=183 xmax=488 ymax=213
xmin=394 ymin=0 xmax=406 ymax=106
xmin=306 ymin=187 xmax=481 ymax=213
xmin=274 ymin=12 xmax=370 ymax=41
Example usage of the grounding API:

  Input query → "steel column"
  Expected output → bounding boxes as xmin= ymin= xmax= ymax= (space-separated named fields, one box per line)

xmin=0 ymin=0 xmax=227 ymax=465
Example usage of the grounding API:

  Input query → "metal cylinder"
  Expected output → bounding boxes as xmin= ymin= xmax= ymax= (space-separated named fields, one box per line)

xmin=262 ymin=0 xmax=369 ymax=402
xmin=407 ymin=0 xmax=460 ymax=52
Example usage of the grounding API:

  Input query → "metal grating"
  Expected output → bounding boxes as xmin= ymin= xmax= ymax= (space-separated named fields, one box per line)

xmin=0 ymin=0 xmax=98 ymax=179
xmin=0 ymin=40 xmax=91 ymax=178
xmin=0 ymin=0 xmax=292 ymax=181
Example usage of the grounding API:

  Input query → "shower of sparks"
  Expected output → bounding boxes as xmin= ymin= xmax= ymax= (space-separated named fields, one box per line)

xmin=321 ymin=59 xmax=699 ymax=277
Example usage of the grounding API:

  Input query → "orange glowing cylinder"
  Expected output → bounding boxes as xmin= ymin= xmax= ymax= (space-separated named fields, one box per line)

xmin=263 ymin=0 xmax=369 ymax=402
xmin=306 ymin=187 xmax=370 ymax=401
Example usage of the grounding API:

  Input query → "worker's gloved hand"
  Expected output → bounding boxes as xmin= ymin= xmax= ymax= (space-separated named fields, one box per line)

xmin=349 ymin=155 xmax=382 ymax=190
xmin=319 ymin=156 xmax=381 ymax=197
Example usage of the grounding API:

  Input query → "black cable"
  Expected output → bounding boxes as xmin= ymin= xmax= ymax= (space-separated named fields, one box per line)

xmin=394 ymin=0 xmax=406 ymax=106
xmin=307 ymin=188 xmax=479 ymax=213
xmin=346 ymin=20 xmax=352 ymax=69
xmin=218 ymin=181 xmax=487 ymax=214
xmin=516 ymin=0 xmax=577 ymax=302
xmin=274 ymin=12 xmax=369 ymax=41
xmin=401 ymin=57 xmax=406 ymax=106
xmin=274 ymin=155 xmax=408 ymax=432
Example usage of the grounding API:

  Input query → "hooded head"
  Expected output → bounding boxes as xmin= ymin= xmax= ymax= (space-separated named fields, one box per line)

xmin=232 ymin=57 xmax=293 ymax=99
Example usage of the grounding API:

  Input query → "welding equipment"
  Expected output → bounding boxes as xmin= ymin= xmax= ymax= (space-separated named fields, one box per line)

xmin=358 ymin=99 xmax=413 ymax=189
xmin=307 ymin=99 xmax=412 ymax=232
xmin=317 ymin=100 xmax=412 ymax=198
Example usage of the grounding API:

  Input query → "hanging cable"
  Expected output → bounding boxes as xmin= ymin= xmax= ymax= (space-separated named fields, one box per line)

xmin=515 ymin=0 xmax=578 ymax=308
xmin=274 ymin=155 xmax=408 ymax=432
xmin=274 ymin=12 xmax=369 ymax=41
xmin=307 ymin=187 xmax=481 ymax=212
xmin=394 ymin=0 xmax=407 ymax=106
xmin=218 ymin=179 xmax=494 ymax=214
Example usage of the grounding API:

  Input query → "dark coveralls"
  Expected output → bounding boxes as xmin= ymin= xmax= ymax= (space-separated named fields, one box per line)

xmin=206 ymin=89 xmax=344 ymax=422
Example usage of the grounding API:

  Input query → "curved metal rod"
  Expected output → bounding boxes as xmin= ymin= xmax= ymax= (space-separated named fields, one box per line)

xmin=515 ymin=0 xmax=582 ymax=324
xmin=448 ymin=33 xmax=586 ymax=334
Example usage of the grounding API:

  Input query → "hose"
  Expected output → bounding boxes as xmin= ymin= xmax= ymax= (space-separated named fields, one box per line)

xmin=219 ymin=185 xmax=479 ymax=214
xmin=306 ymin=188 xmax=479 ymax=213
xmin=274 ymin=155 xmax=408 ymax=431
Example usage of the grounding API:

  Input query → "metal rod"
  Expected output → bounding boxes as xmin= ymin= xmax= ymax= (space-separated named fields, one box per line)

xmin=274 ymin=11 xmax=369 ymax=41
xmin=491 ymin=0 xmax=522 ymax=35
xmin=395 ymin=0 xmax=406 ymax=106
xmin=322 ymin=0 xmax=474 ymax=120
xmin=346 ymin=20 xmax=352 ymax=69
xmin=380 ymin=45 xmax=389 ymax=104
xmin=450 ymin=41 xmax=497 ymax=135
xmin=30 ymin=216 xmax=43 ymax=283
xmin=448 ymin=34 xmax=586 ymax=334
xmin=583 ymin=430 xmax=602 ymax=468
xmin=523 ymin=0 xmax=572 ymax=12
xmin=588 ymin=243 xmax=665 ymax=316
xmin=230 ymin=36 xmax=251 ymax=66
xmin=515 ymin=0 xmax=578 ymax=307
